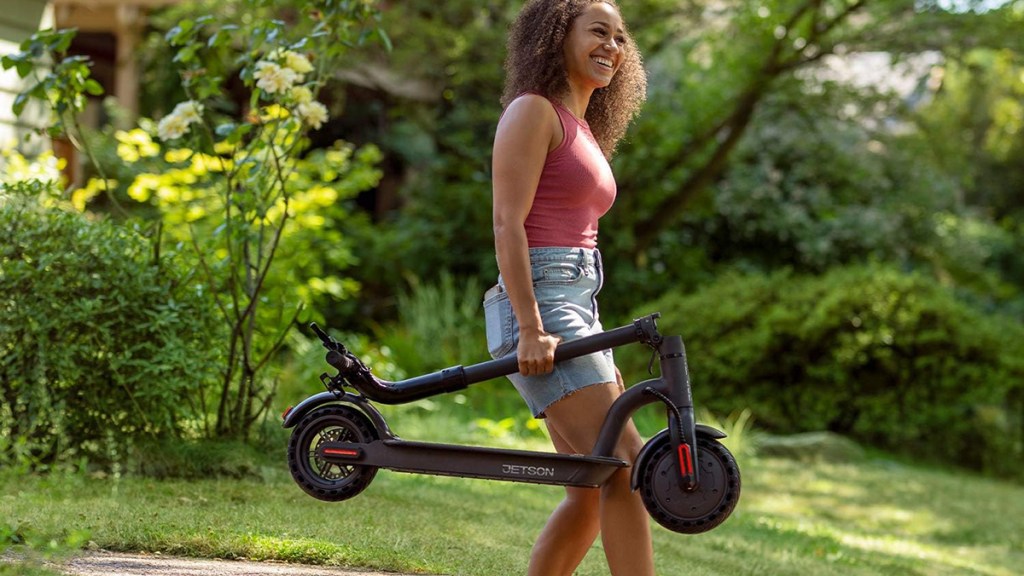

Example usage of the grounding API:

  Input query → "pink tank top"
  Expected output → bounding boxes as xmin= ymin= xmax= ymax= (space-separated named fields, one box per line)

xmin=523 ymin=98 xmax=617 ymax=249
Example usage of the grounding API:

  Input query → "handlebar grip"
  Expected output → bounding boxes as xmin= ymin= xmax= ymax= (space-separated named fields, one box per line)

xmin=325 ymin=350 xmax=353 ymax=372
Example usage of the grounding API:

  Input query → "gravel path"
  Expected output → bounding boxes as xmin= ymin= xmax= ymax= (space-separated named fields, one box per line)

xmin=57 ymin=551 xmax=427 ymax=576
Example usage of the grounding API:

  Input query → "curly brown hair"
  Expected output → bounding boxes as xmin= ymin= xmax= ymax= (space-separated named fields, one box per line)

xmin=500 ymin=0 xmax=647 ymax=158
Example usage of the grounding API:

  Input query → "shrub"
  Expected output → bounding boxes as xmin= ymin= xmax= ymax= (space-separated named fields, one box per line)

xmin=623 ymin=264 xmax=1024 ymax=478
xmin=0 ymin=185 xmax=223 ymax=470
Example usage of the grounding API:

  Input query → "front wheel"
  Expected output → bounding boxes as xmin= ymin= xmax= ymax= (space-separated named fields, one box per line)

xmin=637 ymin=435 xmax=741 ymax=534
xmin=287 ymin=404 xmax=379 ymax=502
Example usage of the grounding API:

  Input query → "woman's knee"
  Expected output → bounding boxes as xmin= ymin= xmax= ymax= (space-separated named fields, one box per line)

xmin=614 ymin=425 xmax=645 ymax=464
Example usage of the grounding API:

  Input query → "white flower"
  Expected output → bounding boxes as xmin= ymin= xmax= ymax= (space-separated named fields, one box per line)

xmin=289 ymin=86 xmax=313 ymax=104
xmin=157 ymin=113 xmax=190 ymax=140
xmin=296 ymin=101 xmax=328 ymax=129
xmin=156 ymin=100 xmax=204 ymax=140
xmin=254 ymin=61 xmax=299 ymax=94
xmin=282 ymin=50 xmax=314 ymax=74
xmin=172 ymin=100 xmax=204 ymax=124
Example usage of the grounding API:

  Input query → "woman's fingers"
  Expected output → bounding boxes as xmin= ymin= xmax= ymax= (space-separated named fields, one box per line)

xmin=518 ymin=333 xmax=560 ymax=376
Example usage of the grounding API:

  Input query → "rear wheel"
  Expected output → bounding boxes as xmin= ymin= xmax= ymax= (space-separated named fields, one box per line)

xmin=638 ymin=435 xmax=741 ymax=534
xmin=287 ymin=404 xmax=378 ymax=502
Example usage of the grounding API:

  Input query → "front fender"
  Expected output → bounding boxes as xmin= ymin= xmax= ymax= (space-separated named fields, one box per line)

xmin=282 ymin=391 xmax=337 ymax=428
xmin=281 ymin=391 xmax=391 ymax=437
xmin=630 ymin=425 xmax=727 ymax=491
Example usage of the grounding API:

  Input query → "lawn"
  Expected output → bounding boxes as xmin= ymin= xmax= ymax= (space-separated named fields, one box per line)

xmin=3 ymin=439 xmax=1022 ymax=576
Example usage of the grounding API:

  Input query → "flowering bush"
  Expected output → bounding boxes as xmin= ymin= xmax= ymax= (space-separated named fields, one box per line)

xmin=135 ymin=1 xmax=387 ymax=438
xmin=3 ymin=0 xmax=388 ymax=441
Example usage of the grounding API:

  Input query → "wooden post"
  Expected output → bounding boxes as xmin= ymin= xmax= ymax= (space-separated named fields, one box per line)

xmin=113 ymin=3 xmax=142 ymax=127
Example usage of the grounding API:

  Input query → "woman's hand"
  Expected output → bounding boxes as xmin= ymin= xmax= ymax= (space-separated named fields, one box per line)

xmin=517 ymin=326 xmax=561 ymax=376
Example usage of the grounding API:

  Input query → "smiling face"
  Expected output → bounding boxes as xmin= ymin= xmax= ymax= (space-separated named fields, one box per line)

xmin=562 ymin=2 xmax=627 ymax=92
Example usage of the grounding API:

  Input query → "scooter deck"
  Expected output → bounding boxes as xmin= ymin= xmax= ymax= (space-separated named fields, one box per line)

xmin=317 ymin=438 xmax=629 ymax=487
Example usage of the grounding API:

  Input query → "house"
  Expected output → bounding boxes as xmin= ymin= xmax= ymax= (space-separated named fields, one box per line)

xmin=2 ymin=1 xmax=180 ymax=180
xmin=0 ymin=0 xmax=52 ymax=154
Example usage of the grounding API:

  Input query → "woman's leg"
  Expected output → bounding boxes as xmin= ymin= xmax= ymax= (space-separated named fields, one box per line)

xmin=526 ymin=426 xmax=601 ymax=576
xmin=538 ymin=382 xmax=655 ymax=576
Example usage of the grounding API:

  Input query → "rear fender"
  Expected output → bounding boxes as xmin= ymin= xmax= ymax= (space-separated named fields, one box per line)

xmin=630 ymin=425 xmax=726 ymax=491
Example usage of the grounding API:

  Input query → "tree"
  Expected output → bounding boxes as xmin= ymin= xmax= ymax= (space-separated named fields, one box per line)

xmin=613 ymin=0 xmax=1024 ymax=256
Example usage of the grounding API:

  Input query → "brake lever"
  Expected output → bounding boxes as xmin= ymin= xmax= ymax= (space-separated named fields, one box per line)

xmin=310 ymin=322 xmax=346 ymax=353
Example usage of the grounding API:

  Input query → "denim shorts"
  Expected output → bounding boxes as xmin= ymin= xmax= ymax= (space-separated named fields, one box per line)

xmin=482 ymin=247 xmax=616 ymax=418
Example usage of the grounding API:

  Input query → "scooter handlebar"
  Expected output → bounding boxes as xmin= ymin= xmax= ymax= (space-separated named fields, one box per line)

xmin=318 ymin=313 xmax=663 ymax=405
xmin=463 ymin=314 xmax=662 ymax=383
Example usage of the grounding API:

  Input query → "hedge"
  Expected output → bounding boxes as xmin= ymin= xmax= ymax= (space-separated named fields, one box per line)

xmin=624 ymin=264 xmax=1024 ymax=478
xmin=0 ymin=187 xmax=223 ymax=469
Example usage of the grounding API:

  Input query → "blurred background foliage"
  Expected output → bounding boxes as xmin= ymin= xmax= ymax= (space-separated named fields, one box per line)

xmin=2 ymin=0 xmax=1024 ymax=480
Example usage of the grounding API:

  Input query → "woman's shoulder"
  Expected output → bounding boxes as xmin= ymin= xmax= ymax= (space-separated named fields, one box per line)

xmin=497 ymin=93 xmax=565 ymax=153
xmin=500 ymin=93 xmax=560 ymax=131
xmin=505 ymin=92 xmax=557 ymax=117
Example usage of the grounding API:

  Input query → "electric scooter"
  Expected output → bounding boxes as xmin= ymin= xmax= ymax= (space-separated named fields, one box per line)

xmin=282 ymin=312 xmax=740 ymax=534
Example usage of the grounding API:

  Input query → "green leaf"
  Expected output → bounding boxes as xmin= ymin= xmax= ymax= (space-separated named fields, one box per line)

xmin=167 ymin=19 xmax=195 ymax=44
xmin=215 ymin=122 xmax=237 ymax=137
xmin=84 ymin=79 xmax=104 ymax=96
xmin=52 ymin=29 xmax=76 ymax=53
xmin=12 ymin=93 xmax=28 ymax=117
xmin=206 ymin=25 xmax=238 ymax=49
xmin=173 ymin=44 xmax=200 ymax=65
xmin=15 ymin=59 xmax=33 ymax=78
xmin=376 ymin=28 xmax=393 ymax=52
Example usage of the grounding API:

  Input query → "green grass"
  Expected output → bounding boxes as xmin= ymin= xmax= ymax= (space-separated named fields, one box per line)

xmin=2 ymin=435 xmax=1023 ymax=575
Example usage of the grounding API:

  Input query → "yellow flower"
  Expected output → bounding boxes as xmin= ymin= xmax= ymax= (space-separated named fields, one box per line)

xmin=117 ymin=142 xmax=141 ymax=163
xmin=128 ymin=173 xmax=161 ymax=202
xmin=282 ymin=50 xmax=314 ymax=74
xmin=72 ymin=178 xmax=114 ymax=211
xmin=260 ymin=104 xmax=291 ymax=122
xmin=164 ymin=148 xmax=193 ymax=164
xmin=289 ymin=86 xmax=313 ymax=104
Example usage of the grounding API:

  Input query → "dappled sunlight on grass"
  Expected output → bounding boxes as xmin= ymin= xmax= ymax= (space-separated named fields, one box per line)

xmin=737 ymin=456 xmax=1024 ymax=575
xmin=836 ymin=532 xmax=1016 ymax=576
xmin=3 ymin=449 xmax=1022 ymax=576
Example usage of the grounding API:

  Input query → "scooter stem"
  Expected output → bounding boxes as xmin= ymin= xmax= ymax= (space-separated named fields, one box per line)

xmin=660 ymin=336 xmax=700 ymax=491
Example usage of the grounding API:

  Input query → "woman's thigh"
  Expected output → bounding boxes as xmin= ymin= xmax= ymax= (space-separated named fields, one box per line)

xmin=543 ymin=382 xmax=644 ymax=463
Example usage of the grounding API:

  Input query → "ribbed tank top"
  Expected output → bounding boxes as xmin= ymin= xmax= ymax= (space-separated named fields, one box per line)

xmin=522 ymin=98 xmax=616 ymax=249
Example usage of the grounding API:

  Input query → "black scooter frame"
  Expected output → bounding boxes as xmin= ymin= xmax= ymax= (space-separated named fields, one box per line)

xmin=283 ymin=313 xmax=724 ymax=491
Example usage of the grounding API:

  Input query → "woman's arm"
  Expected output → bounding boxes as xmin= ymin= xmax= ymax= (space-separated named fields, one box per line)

xmin=492 ymin=94 xmax=562 ymax=376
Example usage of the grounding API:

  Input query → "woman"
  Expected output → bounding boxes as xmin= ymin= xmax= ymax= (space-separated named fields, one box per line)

xmin=483 ymin=1 xmax=651 ymax=574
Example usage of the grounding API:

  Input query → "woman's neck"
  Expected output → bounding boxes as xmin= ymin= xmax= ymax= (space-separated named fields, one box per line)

xmin=559 ymin=88 xmax=592 ymax=121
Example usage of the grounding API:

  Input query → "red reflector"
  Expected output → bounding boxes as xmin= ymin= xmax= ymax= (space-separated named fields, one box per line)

xmin=282 ymin=406 xmax=293 ymax=420
xmin=677 ymin=444 xmax=694 ymax=478
xmin=323 ymin=448 xmax=360 ymax=458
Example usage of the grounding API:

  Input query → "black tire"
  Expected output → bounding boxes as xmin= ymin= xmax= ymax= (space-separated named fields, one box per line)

xmin=638 ymin=435 xmax=741 ymax=534
xmin=287 ymin=404 xmax=379 ymax=502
